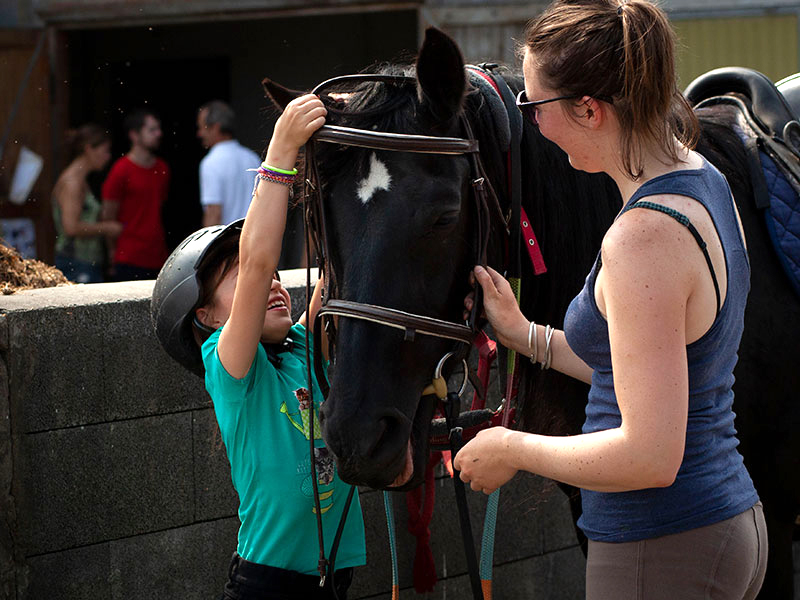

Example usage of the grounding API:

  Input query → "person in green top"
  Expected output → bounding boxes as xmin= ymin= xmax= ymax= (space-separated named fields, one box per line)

xmin=151 ymin=94 xmax=365 ymax=599
xmin=52 ymin=124 xmax=122 ymax=283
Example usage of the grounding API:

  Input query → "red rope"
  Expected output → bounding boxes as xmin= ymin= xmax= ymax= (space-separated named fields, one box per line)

xmin=406 ymin=453 xmax=441 ymax=593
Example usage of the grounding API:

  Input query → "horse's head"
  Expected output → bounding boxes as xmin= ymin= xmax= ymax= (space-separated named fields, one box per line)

xmin=265 ymin=29 xmax=511 ymax=489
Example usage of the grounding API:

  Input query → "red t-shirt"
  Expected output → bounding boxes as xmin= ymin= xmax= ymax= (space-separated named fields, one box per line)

xmin=102 ymin=156 xmax=169 ymax=269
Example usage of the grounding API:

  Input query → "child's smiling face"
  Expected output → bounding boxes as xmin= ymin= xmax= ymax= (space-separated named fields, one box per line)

xmin=204 ymin=264 xmax=293 ymax=343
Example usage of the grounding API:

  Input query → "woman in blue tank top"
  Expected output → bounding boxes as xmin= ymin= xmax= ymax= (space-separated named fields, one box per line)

xmin=453 ymin=0 xmax=767 ymax=597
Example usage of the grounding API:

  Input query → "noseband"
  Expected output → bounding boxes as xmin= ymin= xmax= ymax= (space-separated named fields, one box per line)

xmin=303 ymin=74 xmax=506 ymax=388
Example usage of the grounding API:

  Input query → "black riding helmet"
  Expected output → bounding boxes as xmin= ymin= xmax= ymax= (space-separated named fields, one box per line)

xmin=151 ymin=219 xmax=244 ymax=377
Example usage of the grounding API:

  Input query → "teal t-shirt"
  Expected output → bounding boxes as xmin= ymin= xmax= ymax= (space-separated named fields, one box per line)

xmin=202 ymin=323 xmax=366 ymax=574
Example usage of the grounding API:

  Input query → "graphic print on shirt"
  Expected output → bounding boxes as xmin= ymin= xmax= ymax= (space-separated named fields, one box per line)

xmin=281 ymin=387 xmax=336 ymax=514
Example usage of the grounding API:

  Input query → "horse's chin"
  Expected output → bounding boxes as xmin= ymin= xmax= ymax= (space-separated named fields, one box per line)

xmin=380 ymin=394 xmax=437 ymax=491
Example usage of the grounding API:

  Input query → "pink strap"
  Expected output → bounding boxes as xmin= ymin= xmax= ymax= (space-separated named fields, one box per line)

xmin=520 ymin=206 xmax=547 ymax=275
xmin=466 ymin=66 xmax=547 ymax=276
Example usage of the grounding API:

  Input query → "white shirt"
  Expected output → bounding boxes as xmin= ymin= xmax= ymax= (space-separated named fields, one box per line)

xmin=199 ymin=139 xmax=261 ymax=224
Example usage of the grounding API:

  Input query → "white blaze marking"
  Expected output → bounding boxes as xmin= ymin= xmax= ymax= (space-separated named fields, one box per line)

xmin=357 ymin=153 xmax=392 ymax=204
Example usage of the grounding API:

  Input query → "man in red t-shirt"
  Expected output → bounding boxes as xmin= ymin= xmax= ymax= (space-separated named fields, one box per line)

xmin=102 ymin=109 xmax=169 ymax=281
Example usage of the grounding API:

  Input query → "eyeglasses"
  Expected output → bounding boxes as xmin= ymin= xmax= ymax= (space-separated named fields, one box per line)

xmin=515 ymin=89 xmax=612 ymax=125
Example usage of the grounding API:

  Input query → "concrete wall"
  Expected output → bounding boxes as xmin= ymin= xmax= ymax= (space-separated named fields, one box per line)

xmin=0 ymin=271 xmax=586 ymax=599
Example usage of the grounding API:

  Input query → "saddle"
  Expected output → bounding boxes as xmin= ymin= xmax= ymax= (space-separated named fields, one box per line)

xmin=685 ymin=67 xmax=800 ymax=298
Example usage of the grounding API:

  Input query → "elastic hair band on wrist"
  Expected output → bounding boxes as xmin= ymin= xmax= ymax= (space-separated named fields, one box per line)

xmin=261 ymin=162 xmax=298 ymax=176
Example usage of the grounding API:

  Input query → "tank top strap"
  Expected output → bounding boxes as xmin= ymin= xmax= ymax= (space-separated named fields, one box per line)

xmin=624 ymin=200 xmax=721 ymax=315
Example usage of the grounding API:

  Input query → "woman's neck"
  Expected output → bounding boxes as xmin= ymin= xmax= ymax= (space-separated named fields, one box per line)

xmin=608 ymin=138 xmax=699 ymax=203
xmin=65 ymin=156 xmax=91 ymax=181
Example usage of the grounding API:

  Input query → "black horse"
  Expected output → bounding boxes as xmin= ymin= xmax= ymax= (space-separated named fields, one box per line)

xmin=265 ymin=28 xmax=799 ymax=599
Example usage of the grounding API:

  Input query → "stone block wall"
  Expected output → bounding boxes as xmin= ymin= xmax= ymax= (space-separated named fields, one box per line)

xmin=0 ymin=272 xmax=586 ymax=599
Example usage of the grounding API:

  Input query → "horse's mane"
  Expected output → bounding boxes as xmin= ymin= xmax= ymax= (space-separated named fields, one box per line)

xmin=694 ymin=104 xmax=753 ymax=196
xmin=316 ymin=63 xmax=420 ymax=184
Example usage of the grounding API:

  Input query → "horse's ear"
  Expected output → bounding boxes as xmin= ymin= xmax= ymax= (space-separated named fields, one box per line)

xmin=416 ymin=27 xmax=466 ymax=121
xmin=262 ymin=78 xmax=303 ymax=111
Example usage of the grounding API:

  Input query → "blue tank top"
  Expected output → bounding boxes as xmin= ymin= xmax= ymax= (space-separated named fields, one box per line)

xmin=564 ymin=156 xmax=759 ymax=542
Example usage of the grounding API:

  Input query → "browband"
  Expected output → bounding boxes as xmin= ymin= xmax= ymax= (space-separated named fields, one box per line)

xmin=313 ymin=124 xmax=479 ymax=155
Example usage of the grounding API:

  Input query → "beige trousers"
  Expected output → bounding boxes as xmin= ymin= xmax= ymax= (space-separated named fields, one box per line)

xmin=586 ymin=502 xmax=767 ymax=600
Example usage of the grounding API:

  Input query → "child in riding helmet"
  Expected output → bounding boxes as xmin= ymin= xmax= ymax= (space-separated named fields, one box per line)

xmin=151 ymin=94 xmax=365 ymax=600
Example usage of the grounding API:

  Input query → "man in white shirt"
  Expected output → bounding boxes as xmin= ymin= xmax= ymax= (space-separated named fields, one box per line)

xmin=196 ymin=100 xmax=261 ymax=226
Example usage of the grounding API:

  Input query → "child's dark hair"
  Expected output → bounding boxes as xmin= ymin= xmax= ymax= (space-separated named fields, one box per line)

xmin=123 ymin=109 xmax=159 ymax=134
xmin=523 ymin=0 xmax=699 ymax=179
xmin=191 ymin=232 xmax=241 ymax=345
xmin=64 ymin=123 xmax=110 ymax=162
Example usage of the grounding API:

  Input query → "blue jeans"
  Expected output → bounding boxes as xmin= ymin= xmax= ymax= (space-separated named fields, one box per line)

xmin=55 ymin=254 xmax=104 ymax=283
xmin=220 ymin=553 xmax=353 ymax=600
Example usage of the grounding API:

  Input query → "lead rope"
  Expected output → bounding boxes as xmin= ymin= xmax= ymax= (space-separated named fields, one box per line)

xmin=384 ymin=491 xmax=401 ymax=600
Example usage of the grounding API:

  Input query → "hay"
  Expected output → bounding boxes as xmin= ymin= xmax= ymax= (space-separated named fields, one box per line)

xmin=0 ymin=240 xmax=71 ymax=294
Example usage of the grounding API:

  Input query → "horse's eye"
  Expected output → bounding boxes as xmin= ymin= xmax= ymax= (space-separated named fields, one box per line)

xmin=433 ymin=211 xmax=460 ymax=230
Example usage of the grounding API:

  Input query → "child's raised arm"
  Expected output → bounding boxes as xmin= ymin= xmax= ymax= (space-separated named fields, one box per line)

xmin=218 ymin=94 xmax=326 ymax=378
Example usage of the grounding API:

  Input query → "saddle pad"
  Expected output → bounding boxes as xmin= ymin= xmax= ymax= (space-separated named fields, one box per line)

xmin=758 ymin=149 xmax=800 ymax=297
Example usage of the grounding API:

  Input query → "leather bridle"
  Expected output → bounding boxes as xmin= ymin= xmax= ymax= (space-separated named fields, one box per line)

xmin=299 ymin=72 xmax=514 ymax=599
xmin=303 ymin=74 xmax=508 ymax=396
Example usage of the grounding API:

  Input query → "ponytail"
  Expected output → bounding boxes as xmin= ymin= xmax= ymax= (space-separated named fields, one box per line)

xmin=524 ymin=0 xmax=699 ymax=179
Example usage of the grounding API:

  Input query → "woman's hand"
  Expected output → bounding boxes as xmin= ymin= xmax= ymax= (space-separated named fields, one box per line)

xmin=265 ymin=94 xmax=327 ymax=169
xmin=453 ymin=427 xmax=520 ymax=494
xmin=470 ymin=265 xmax=528 ymax=348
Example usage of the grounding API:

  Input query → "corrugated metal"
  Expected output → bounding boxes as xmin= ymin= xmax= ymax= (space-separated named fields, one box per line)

xmin=673 ymin=14 xmax=799 ymax=86
xmin=444 ymin=22 xmax=524 ymax=65
xmin=31 ymin=0 xmax=418 ymax=27
xmin=423 ymin=4 xmax=546 ymax=66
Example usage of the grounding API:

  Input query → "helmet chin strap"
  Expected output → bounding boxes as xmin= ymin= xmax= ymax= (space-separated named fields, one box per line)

xmin=192 ymin=315 xmax=293 ymax=367
xmin=192 ymin=315 xmax=217 ymax=342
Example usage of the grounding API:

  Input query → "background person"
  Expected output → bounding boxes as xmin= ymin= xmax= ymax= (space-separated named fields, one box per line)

xmin=454 ymin=1 xmax=766 ymax=598
xmin=196 ymin=100 xmax=261 ymax=226
xmin=52 ymin=124 xmax=122 ymax=283
xmin=101 ymin=109 xmax=169 ymax=281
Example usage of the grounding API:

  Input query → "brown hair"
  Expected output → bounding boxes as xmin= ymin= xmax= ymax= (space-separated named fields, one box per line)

xmin=64 ymin=123 xmax=110 ymax=162
xmin=523 ymin=0 xmax=699 ymax=179
xmin=191 ymin=233 xmax=240 ymax=346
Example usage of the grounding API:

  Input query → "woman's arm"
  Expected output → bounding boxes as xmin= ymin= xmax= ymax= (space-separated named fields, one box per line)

xmin=455 ymin=212 xmax=693 ymax=494
xmin=470 ymin=265 xmax=593 ymax=384
xmin=57 ymin=178 xmax=122 ymax=238
xmin=217 ymin=95 xmax=326 ymax=378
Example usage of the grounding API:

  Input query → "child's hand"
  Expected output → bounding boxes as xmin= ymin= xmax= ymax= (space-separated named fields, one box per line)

xmin=472 ymin=265 xmax=527 ymax=348
xmin=267 ymin=94 xmax=327 ymax=165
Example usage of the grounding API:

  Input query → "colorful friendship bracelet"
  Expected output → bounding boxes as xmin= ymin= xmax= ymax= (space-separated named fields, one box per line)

xmin=251 ymin=171 xmax=295 ymax=197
